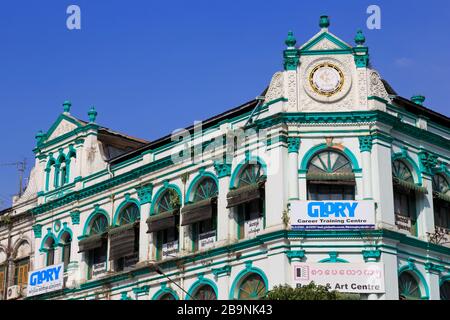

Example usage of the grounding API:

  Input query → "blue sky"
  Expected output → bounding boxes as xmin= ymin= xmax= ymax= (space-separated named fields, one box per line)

xmin=0 ymin=0 xmax=449 ymax=209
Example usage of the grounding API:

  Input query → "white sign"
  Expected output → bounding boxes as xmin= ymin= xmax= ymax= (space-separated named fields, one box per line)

xmin=293 ymin=263 xmax=385 ymax=293
xmin=162 ymin=240 xmax=179 ymax=258
xmin=199 ymin=230 xmax=216 ymax=250
xmin=245 ymin=218 xmax=263 ymax=238
xmin=290 ymin=200 xmax=375 ymax=230
xmin=27 ymin=263 xmax=64 ymax=297
xmin=92 ymin=262 xmax=107 ymax=278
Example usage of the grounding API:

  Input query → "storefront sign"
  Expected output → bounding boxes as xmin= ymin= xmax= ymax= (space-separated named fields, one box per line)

xmin=244 ymin=217 xmax=263 ymax=238
xmin=395 ymin=214 xmax=413 ymax=233
xmin=290 ymin=200 xmax=375 ymax=230
xmin=199 ymin=230 xmax=216 ymax=250
xmin=162 ymin=240 xmax=179 ymax=258
xmin=27 ymin=263 xmax=64 ymax=297
xmin=292 ymin=263 xmax=385 ymax=293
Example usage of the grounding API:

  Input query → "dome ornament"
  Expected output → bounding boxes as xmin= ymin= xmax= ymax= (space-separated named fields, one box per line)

xmin=63 ymin=100 xmax=72 ymax=114
xmin=411 ymin=95 xmax=425 ymax=106
xmin=285 ymin=31 xmax=297 ymax=48
xmin=88 ymin=106 xmax=98 ymax=123
xmin=355 ymin=30 xmax=366 ymax=46
xmin=319 ymin=15 xmax=330 ymax=29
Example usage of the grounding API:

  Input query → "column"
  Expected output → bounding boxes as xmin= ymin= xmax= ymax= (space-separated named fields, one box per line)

xmin=359 ymin=136 xmax=373 ymax=199
xmin=425 ymin=264 xmax=443 ymax=300
xmin=136 ymin=184 xmax=153 ymax=263
xmin=287 ymin=137 xmax=301 ymax=200
xmin=214 ymin=161 xmax=232 ymax=244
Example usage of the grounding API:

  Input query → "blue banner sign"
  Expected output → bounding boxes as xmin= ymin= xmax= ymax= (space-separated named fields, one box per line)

xmin=27 ymin=263 xmax=64 ymax=297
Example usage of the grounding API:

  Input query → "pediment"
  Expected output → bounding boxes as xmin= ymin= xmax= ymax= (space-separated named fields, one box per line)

xmin=300 ymin=31 xmax=352 ymax=53
xmin=46 ymin=115 xmax=84 ymax=141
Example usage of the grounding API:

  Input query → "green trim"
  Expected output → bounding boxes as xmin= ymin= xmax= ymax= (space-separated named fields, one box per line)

xmin=185 ymin=171 xmax=219 ymax=204
xmin=299 ymin=143 xmax=360 ymax=172
xmin=186 ymin=278 xmax=218 ymax=300
xmin=300 ymin=32 xmax=352 ymax=52
xmin=150 ymin=184 xmax=182 ymax=216
xmin=392 ymin=152 xmax=423 ymax=185
xmin=229 ymin=264 xmax=269 ymax=300
xmin=112 ymin=197 xmax=141 ymax=226
xmin=229 ymin=155 xmax=267 ymax=189
xmin=398 ymin=264 xmax=430 ymax=300
xmin=318 ymin=252 xmax=349 ymax=263
xmin=82 ymin=207 xmax=110 ymax=236
xmin=151 ymin=286 xmax=179 ymax=300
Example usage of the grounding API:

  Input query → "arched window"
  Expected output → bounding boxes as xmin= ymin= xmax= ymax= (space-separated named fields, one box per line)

xmin=238 ymin=273 xmax=267 ymax=300
xmin=45 ymin=159 xmax=56 ymax=191
xmin=227 ymin=164 xmax=265 ymax=240
xmin=440 ymin=281 xmax=450 ymax=300
xmin=432 ymin=174 xmax=450 ymax=231
xmin=306 ymin=149 xmax=355 ymax=200
xmin=158 ymin=293 xmax=176 ymax=300
xmin=182 ymin=177 xmax=218 ymax=251
xmin=79 ymin=214 xmax=109 ymax=280
xmin=392 ymin=160 xmax=417 ymax=236
xmin=192 ymin=284 xmax=217 ymax=300
xmin=59 ymin=158 xmax=68 ymax=187
xmin=147 ymin=188 xmax=181 ymax=260
xmin=14 ymin=241 xmax=30 ymax=289
xmin=44 ymin=238 xmax=56 ymax=267
xmin=60 ymin=233 xmax=72 ymax=270
xmin=111 ymin=203 xmax=140 ymax=271
xmin=398 ymin=272 xmax=421 ymax=300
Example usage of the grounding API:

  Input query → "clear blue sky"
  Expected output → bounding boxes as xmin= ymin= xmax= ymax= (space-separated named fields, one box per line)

xmin=0 ymin=0 xmax=449 ymax=209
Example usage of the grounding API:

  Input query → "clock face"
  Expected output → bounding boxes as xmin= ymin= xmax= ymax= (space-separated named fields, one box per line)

xmin=309 ymin=63 xmax=344 ymax=97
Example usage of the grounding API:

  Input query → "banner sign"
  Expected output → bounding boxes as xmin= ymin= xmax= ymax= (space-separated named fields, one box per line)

xmin=199 ymin=230 xmax=216 ymax=250
xmin=162 ymin=240 xmax=179 ymax=258
xmin=27 ymin=263 xmax=64 ymax=297
xmin=92 ymin=262 xmax=107 ymax=278
xmin=292 ymin=263 xmax=385 ymax=293
xmin=290 ymin=200 xmax=375 ymax=230
xmin=244 ymin=218 xmax=263 ymax=238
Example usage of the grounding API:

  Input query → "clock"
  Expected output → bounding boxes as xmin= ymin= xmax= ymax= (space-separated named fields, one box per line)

xmin=309 ymin=63 xmax=344 ymax=97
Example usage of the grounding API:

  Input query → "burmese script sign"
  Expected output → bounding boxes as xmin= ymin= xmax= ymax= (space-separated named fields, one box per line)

xmin=292 ymin=263 xmax=385 ymax=293
xmin=290 ymin=200 xmax=375 ymax=230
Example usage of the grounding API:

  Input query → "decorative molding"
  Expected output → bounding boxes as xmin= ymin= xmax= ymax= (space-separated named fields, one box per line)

xmin=132 ymin=285 xmax=150 ymax=295
xmin=286 ymin=250 xmax=305 ymax=262
xmin=362 ymin=249 xmax=381 ymax=262
xmin=418 ymin=150 xmax=438 ymax=175
xmin=211 ymin=265 xmax=231 ymax=278
xmin=70 ymin=211 xmax=80 ymax=225
xmin=424 ymin=262 xmax=445 ymax=274
xmin=287 ymin=137 xmax=301 ymax=153
xmin=358 ymin=135 xmax=373 ymax=153
xmin=213 ymin=161 xmax=232 ymax=178
xmin=136 ymin=183 xmax=153 ymax=205
xmin=32 ymin=224 xmax=43 ymax=239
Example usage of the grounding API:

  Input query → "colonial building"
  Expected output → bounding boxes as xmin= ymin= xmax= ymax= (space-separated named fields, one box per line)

xmin=1 ymin=16 xmax=449 ymax=300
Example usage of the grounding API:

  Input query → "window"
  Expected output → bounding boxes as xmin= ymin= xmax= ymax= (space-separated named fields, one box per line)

xmin=112 ymin=203 xmax=140 ymax=272
xmin=182 ymin=177 xmax=218 ymax=252
xmin=158 ymin=293 xmax=176 ymax=300
xmin=392 ymin=160 xmax=417 ymax=235
xmin=60 ymin=162 xmax=67 ymax=186
xmin=441 ymin=281 xmax=450 ymax=300
xmin=306 ymin=150 xmax=355 ymax=201
xmin=238 ymin=273 xmax=267 ymax=300
xmin=14 ymin=258 xmax=29 ymax=289
xmin=192 ymin=284 xmax=217 ymax=300
xmin=227 ymin=164 xmax=265 ymax=240
xmin=0 ymin=265 xmax=5 ymax=300
xmin=432 ymin=174 xmax=450 ymax=230
xmin=148 ymin=188 xmax=180 ymax=260
xmin=45 ymin=238 xmax=56 ymax=266
xmin=398 ymin=272 xmax=420 ymax=300
xmin=60 ymin=233 xmax=72 ymax=270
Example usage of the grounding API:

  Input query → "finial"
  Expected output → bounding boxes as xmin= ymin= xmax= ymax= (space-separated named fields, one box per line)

xmin=63 ymin=100 xmax=72 ymax=113
xmin=88 ymin=106 xmax=98 ymax=123
xmin=411 ymin=95 xmax=425 ymax=106
xmin=35 ymin=130 xmax=45 ymax=144
xmin=319 ymin=15 xmax=330 ymax=29
xmin=285 ymin=31 xmax=297 ymax=48
xmin=355 ymin=30 xmax=366 ymax=46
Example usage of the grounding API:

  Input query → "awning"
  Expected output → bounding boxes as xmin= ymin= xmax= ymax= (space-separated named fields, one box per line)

xmin=109 ymin=223 xmax=137 ymax=261
xmin=181 ymin=198 xmax=216 ymax=226
xmin=226 ymin=183 xmax=264 ymax=208
xmin=433 ymin=191 xmax=450 ymax=203
xmin=146 ymin=210 xmax=178 ymax=233
xmin=393 ymin=178 xmax=428 ymax=194
xmin=78 ymin=233 xmax=106 ymax=253
xmin=306 ymin=172 xmax=355 ymax=182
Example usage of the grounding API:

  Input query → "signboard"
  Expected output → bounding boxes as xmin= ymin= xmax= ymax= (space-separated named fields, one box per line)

xmin=27 ymin=263 xmax=64 ymax=297
xmin=395 ymin=214 xmax=413 ymax=233
xmin=199 ymin=230 xmax=216 ymax=250
xmin=290 ymin=200 xmax=375 ymax=230
xmin=162 ymin=240 xmax=179 ymax=258
xmin=293 ymin=263 xmax=385 ymax=293
xmin=92 ymin=262 xmax=107 ymax=278
xmin=244 ymin=217 xmax=263 ymax=238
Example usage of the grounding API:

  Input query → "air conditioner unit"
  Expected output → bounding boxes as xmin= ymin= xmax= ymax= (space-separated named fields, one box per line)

xmin=7 ymin=285 xmax=21 ymax=300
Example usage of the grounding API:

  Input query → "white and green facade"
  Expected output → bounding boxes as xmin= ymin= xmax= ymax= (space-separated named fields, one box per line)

xmin=1 ymin=16 xmax=449 ymax=301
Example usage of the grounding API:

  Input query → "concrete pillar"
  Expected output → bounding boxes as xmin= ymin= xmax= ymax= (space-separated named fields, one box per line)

xmin=425 ymin=269 xmax=441 ymax=300
xmin=214 ymin=162 xmax=233 ymax=243
xmin=287 ymin=137 xmax=300 ymax=201
xmin=380 ymin=242 xmax=399 ymax=300
xmin=138 ymin=202 xmax=151 ymax=263
xmin=417 ymin=175 xmax=435 ymax=240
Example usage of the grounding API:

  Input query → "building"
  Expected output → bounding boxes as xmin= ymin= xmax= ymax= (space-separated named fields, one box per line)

xmin=0 ymin=15 xmax=449 ymax=301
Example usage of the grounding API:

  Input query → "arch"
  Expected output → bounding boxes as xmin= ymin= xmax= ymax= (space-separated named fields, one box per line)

xmin=433 ymin=174 xmax=450 ymax=194
xmin=12 ymin=237 xmax=32 ymax=259
xmin=151 ymin=287 xmax=180 ymax=300
xmin=392 ymin=152 xmax=422 ymax=185
xmin=0 ymin=247 xmax=7 ymax=264
xmin=40 ymin=232 xmax=58 ymax=252
xmin=150 ymin=184 xmax=183 ymax=216
xmin=186 ymin=278 xmax=218 ymax=300
xmin=82 ymin=208 xmax=110 ymax=236
xmin=66 ymin=147 xmax=76 ymax=159
xmin=185 ymin=171 xmax=219 ymax=204
xmin=398 ymin=264 xmax=429 ymax=300
xmin=318 ymin=257 xmax=349 ymax=263
xmin=112 ymin=197 xmax=141 ymax=226
xmin=229 ymin=265 xmax=269 ymax=300
xmin=229 ymin=155 xmax=267 ymax=189
xmin=56 ymin=225 xmax=73 ymax=244
xmin=440 ymin=274 xmax=450 ymax=300
xmin=300 ymin=143 xmax=361 ymax=173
